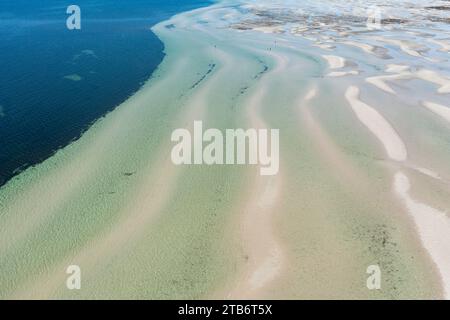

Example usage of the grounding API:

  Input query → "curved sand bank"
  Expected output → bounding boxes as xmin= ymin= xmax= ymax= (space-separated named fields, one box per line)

xmin=422 ymin=101 xmax=450 ymax=124
xmin=322 ymin=55 xmax=346 ymax=69
xmin=366 ymin=69 xmax=450 ymax=95
xmin=344 ymin=86 xmax=407 ymax=162
xmin=1 ymin=0 xmax=450 ymax=299
xmin=394 ymin=172 xmax=450 ymax=299
xmin=226 ymin=50 xmax=286 ymax=299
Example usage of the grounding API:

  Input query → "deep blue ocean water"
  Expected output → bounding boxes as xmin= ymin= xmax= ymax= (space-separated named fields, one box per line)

xmin=0 ymin=0 xmax=210 ymax=186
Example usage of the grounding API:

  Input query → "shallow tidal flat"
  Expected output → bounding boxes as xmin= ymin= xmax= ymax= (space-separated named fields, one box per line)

xmin=1 ymin=0 xmax=450 ymax=299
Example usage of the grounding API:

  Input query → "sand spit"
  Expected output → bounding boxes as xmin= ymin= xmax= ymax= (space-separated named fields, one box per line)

xmin=366 ymin=69 xmax=450 ymax=95
xmin=327 ymin=71 xmax=359 ymax=77
xmin=394 ymin=172 xmax=450 ymax=299
xmin=365 ymin=73 xmax=410 ymax=94
xmin=234 ymin=171 xmax=283 ymax=298
xmin=374 ymin=37 xmax=424 ymax=58
xmin=428 ymin=38 xmax=450 ymax=52
xmin=416 ymin=70 xmax=450 ymax=94
xmin=2 ymin=0 xmax=450 ymax=300
xmin=227 ymin=52 xmax=287 ymax=299
xmin=422 ymin=101 xmax=450 ymax=124
xmin=386 ymin=64 xmax=410 ymax=73
xmin=301 ymin=87 xmax=369 ymax=188
xmin=9 ymin=41 xmax=236 ymax=299
xmin=12 ymin=149 xmax=180 ymax=299
xmin=227 ymin=127 xmax=283 ymax=298
xmin=345 ymin=86 xmax=407 ymax=162
xmin=304 ymin=87 xmax=318 ymax=101
xmin=341 ymin=41 xmax=377 ymax=56
xmin=413 ymin=166 xmax=442 ymax=181
xmin=321 ymin=54 xmax=359 ymax=77
xmin=254 ymin=26 xmax=284 ymax=34
xmin=322 ymin=55 xmax=345 ymax=69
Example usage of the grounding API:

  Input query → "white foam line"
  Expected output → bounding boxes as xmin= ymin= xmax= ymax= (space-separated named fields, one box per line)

xmin=345 ymin=86 xmax=407 ymax=162
xmin=394 ymin=172 xmax=450 ymax=300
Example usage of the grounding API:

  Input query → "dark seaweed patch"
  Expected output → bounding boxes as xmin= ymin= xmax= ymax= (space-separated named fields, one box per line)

xmin=253 ymin=58 xmax=269 ymax=80
xmin=426 ymin=6 xmax=450 ymax=11
xmin=351 ymin=223 xmax=405 ymax=298
xmin=231 ymin=57 xmax=271 ymax=110
xmin=229 ymin=57 xmax=269 ymax=109
xmin=189 ymin=63 xmax=216 ymax=90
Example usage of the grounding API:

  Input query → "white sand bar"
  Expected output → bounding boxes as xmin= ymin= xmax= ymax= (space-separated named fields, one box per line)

xmin=374 ymin=37 xmax=422 ymax=57
xmin=394 ymin=172 xmax=450 ymax=299
xmin=416 ymin=69 xmax=450 ymax=94
xmin=341 ymin=40 xmax=375 ymax=55
xmin=413 ymin=167 xmax=442 ymax=180
xmin=386 ymin=64 xmax=410 ymax=73
xmin=345 ymin=86 xmax=407 ymax=161
xmin=423 ymin=101 xmax=450 ymax=124
xmin=304 ymin=87 xmax=318 ymax=101
xmin=327 ymin=71 xmax=358 ymax=77
xmin=366 ymin=69 xmax=450 ymax=95
xmin=322 ymin=55 xmax=345 ymax=69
